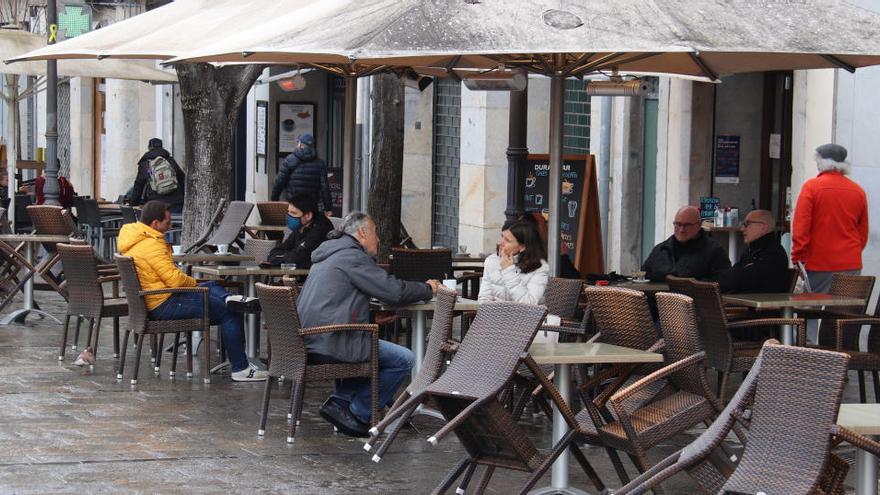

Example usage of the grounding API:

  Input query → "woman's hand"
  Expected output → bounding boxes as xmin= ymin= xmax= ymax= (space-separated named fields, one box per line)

xmin=499 ymin=251 xmax=515 ymax=270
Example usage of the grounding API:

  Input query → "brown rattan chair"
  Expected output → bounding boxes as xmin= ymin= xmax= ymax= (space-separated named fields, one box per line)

xmin=254 ymin=282 xmax=379 ymax=443
xmin=364 ymin=286 xmax=458 ymax=459
xmin=114 ymin=254 xmax=211 ymax=384
xmin=256 ymin=201 xmax=288 ymax=226
xmin=667 ymin=276 xmax=805 ymax=402
xmin=522 ymin=291 xmax=731 ymax=492
xmin=241 ymin=238 xmax=278 ymax=266
xmin=831 ymin=296 xmax=880 ymax=402
xmin=806 ymin=273 xmax=875 ymax=348
xmin=417 ymin=302 xmax=609 ymax=495
xmin=57 ymin=243 xmax=127 ymax=362
xmin=27 ymin=205 xmax=76 ymax=297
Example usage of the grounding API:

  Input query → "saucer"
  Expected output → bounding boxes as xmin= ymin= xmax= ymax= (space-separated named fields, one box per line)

xmin=631 ymin=278 xmax=650 ymax=284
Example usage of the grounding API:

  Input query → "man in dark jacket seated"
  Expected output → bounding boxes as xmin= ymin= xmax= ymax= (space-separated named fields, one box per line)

xmin=642 ymin=205 xmax=731 ymax=282
xmin=719 ymin=209 xmax=790 ymax=293
xmin=263 ymin=193 xmax=332 ymax=268
xmin=297 ymin=212 xmax=440 ymax=437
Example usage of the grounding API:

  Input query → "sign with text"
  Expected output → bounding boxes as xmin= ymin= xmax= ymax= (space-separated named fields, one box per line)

xmin=715 ymin=135 xmax=741 ymax=184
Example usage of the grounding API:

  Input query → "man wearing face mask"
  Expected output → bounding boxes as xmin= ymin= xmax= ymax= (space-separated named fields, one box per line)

xmin=264 ymin=193 xmax=333 ymax=268
xmin=270 ymin=133 xmax=333 ymax=217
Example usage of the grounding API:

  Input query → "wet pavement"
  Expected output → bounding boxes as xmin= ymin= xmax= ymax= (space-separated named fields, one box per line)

xmin=0 ymin=290 xmax=870 ymax=494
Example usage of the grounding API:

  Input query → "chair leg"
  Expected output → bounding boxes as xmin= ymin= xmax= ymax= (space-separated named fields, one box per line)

xmin=116 ymin=329 xmax=131 ymax=380
xmin=150 ymin=335 xmax=158 ymax=364
xmin=112 ymin=317 xmax=120 ymax=358
xmin=91 ymin=317 xmax=102 ymax=360
xmin=473 ymin=465 xmax=495 ymax=495
xmin=432 ymin=458 xmax=471 ymax=495
xmin=185 ymin=332 xmax=194 ymax=378
xmin=718 ymin=370 xmax=731 ymax=403
xmin=169 ymin=333 xmax=181 ymax=378
xmin=627 ymin=453 xmax=661 ymax=494
xmin=872 ymin=371 xmax=880 ymax=402
xmin=258 ymin=376 xmax=273 ymax=437
xmin=155 ymin=334 xmax=165 ymax=373
xmin=858 ymin=371 xmax=867 ymax=403
xmin=608 ymin=447 xmax=632 ymax=486
xmin=131 ymin=334 xmax=145 ymax=385
xmin=202 ymin=326 xmax=211 ymax=384
xmin=570 ymin=443 xmax=606 ymax=492
xmin=72 ymin=316 xmax=83 ymax=351
xmin=59 ymin=314 xmax=71 ymax=360
xmin=371 ymin=404 xmax=418 ymax=462
xmin=456 ymin=461 xmax=478 ymax=495
xmin=287 ymin=378 xmax=307 ymax=444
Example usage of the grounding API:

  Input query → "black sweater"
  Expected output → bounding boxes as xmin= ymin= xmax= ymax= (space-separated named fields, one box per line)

xmin=642 ymin=230 xmax=731 ymax=282
xmin=719 ymin=232 xmax=791 ymax=293
xmin=266 ymin=215 xmax=333 ymax=268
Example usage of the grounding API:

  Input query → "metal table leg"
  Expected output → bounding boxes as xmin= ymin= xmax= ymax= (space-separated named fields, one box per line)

xmin=781 ymin=307 xmax=794 ymax=346
xmin=727 ymin=231 xmax=738 ymax=265
xmin=1 ymin=241 xmax=61 ymax=325
xmin=530 ymin=363 xmax=588 ymax=495
xmin=856 ymin=435 xmax=878 ymax=495
xmin=246 ymin=274 xmax=259 ymax=360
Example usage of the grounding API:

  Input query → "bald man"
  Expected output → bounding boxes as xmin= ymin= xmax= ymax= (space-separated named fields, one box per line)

xmin=719 ymin=209 xmax=790 ymax=293
xmin=642 ymin=205 xmax=730 ymax=282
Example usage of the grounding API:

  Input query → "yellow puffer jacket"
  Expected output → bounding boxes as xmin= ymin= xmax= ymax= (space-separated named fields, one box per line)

xmin=117 ymin=222 xmax=196 ymax=310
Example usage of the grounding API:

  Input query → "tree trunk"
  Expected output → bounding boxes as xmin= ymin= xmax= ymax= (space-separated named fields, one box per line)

xmin=367 ymin=73 xmax=405 ymax=263
xmin=175 ymin=63 xmax=263 ymax=247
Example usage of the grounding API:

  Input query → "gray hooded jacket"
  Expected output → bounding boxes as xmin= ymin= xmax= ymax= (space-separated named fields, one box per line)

xmin=297 ymin=233 xmax=433 ymax=363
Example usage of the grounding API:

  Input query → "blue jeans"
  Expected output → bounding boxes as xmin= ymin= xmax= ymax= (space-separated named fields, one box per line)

xmin=312 ymin=340 xmax=414 ymax=423
xmin=149 ymin=281 xmax=248 ymax=372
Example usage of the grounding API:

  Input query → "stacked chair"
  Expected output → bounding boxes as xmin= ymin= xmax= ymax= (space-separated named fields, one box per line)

xmin=184 ymin=200 xmax=254 ymax=253
xmin=27 ymin=205 xmax=77 ymax=298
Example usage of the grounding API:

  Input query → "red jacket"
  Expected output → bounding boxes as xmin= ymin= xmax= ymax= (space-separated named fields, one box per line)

xmin=792 ymin=171 xmax=868 ymax=271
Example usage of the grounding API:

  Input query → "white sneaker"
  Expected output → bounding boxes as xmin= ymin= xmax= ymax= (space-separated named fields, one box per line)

xmin=231 ymin=363 xmax=269 ymax=382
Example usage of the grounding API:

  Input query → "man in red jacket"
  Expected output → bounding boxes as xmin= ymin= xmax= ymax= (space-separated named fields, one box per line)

xmin=792 ymin=143 xmax=869 ymax=294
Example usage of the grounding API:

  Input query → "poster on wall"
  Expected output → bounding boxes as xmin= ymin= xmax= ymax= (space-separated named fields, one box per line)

xmin=277 ymin=103 xmax=315 ymax=154
xmin=715 ymin=135 xmax=741 ymax=184
xmin=256 ymin=101 xmax=267 ymax=159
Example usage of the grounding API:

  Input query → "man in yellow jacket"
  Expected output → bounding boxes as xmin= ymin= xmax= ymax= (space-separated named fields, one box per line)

xmin=118 ymin=201 xmax=267 ymax=381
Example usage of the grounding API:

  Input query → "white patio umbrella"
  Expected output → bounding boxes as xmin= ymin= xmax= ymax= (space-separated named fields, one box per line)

xmin=1 ymin=28 xmax=177 ymax=226
xmin=11 ymin=0 xmax=880 ymax=271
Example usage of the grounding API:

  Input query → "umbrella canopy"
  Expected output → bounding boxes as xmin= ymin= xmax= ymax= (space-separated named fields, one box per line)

xmin=0 ymin=28 xmax=176 ymax=82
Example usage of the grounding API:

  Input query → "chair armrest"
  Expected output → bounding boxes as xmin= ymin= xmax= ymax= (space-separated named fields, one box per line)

xmin=832 ymin=425 xmax=880 ymax=456
xmin=728 ymin=317 xmax=805 ymax=345
xmin=455 ymin=272 xmax=482 ymax=282
xmin=299 ymin=323 xmax=379 ymax=337
xmin=97 ymin=275 xmax=121 ymax=284
xmin=835 ymin=317 xmax=880 ymax=350
xmin=609 ymin=352 xmax=706 ymax=404
xmin=540 ymin=324 xmax=585 ymax=336
xmin=138 ymin=287 xmax=209 ymax=297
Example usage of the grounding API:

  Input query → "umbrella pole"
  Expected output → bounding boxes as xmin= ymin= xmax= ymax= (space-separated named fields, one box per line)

xmin=342 ymin=74 xmax=357 ymax=214
xmin=547 ymin=58 xmax=565 ymax=276
xmin=43 ymin=0 xmax=59 ymax=206
xmin=4 ymin=74 xmax=18 ymax=231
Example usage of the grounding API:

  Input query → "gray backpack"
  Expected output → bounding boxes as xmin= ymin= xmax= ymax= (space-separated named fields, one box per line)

xmin=147 ymin=156 xmax=178 ymax=195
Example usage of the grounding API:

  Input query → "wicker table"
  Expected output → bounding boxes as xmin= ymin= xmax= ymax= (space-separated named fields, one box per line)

xmin=192 ymin=265 xmax=309 ymax=359
xmin=722 ymin=293 xmax=865 ymax=345
xmin=0 ymin=234 xmax=71 ymax=325
xmin=837 ymin=403 xmax=880 ymax=495
xmin=610 ymin=281 xmax=669 ymax=292
xmin=529 ymin=342 xmax=664 ymax=495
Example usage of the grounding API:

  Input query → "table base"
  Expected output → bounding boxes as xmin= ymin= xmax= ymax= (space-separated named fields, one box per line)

xmin=528 ymin=487 xmax=590 ymax=495
xmin=856 ymin=435 xmax=878 ymax=495
xmin=0 ymin=308 xmax=61 ymax=325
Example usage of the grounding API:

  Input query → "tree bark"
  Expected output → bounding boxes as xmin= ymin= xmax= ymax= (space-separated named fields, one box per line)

xmin=175 ymin=63 xmax=263 ymax=247
xmin=367 ymin=73 xmax=405 ymax=263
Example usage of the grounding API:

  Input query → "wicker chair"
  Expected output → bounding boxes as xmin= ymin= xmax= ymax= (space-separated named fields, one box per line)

xmin=364 ymin=287 xmax=458 ymax=459
xmin=807 ymin=273 xmax=875 ymax=348
xmin=57 ymin=243 xmax=127 ymax=362
xmin=667 ymin=276 xmax=805 ymax=402
xmin=0 ymin=236 xmax=35 ymax=314
xmin=27 ymin=205 xmax=76 ymax=297
xmin=254 ymin=282 xmax=379 ymax=443
xmin=77 ymin=198 xmax=120 ymax=260
xmin=182 ymin=198 xmax=227 ymax=253
xmin=119 ymin=205 xmax=139 ymax=224
xmin=114 ymin=254 xmax=211 ymax=384
xmin=241 ymin=238 xmax=278 ymax=266
xmin=521 ymin=292 xmax=730 ymax=492
xmin=831 ymin=297 xmax=880 ymax=402
xmin=256 ymin=201 xmax=288 ymax=226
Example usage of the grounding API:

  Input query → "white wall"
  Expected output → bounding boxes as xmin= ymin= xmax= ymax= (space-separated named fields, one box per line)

xmin=657 ymin=77 xmax=694 ymax=240
xmin=103 ymin=79 xmax=155 ymax=201
xmin=68 ymin=77 xmax=94 ymax=197
xmin=401 ymin=85 xmax=434 ymax=248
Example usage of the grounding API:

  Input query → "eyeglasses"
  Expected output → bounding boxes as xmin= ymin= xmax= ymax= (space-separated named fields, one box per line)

xmin=741 ymin=220 xmax=765 ymax=228
xmin=672 ymin=221 xmax=700 ymax=229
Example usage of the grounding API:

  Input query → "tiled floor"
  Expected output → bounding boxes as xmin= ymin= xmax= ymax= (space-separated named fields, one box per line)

xmin=0 ymin=290 xmax=871 ymax=494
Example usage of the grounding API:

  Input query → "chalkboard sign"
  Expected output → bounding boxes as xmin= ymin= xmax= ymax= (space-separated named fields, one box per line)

xmin=523 ymin=154 xmax=603 ymax=275
xmin=327 ymin=167 xmax=344 ymax=217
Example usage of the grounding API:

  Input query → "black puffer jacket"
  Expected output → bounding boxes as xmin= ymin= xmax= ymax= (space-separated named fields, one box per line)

xmin=265 ymin=214 xmax=333 ymax=268
xmin=719 ymin=232 xmax=791 ymax=293
xmin=642 ymin=230 xmax=731 ymax=282
xmin=270 ymin=147 xmax=333 ymax=212
xmin=132 ymin=147 xmax=186 ymax=207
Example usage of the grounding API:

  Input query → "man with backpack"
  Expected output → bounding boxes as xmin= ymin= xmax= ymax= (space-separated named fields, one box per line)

xmin=131 ymin=138 xmax=185 ymax=212
xmin=270 ymin=133 xmax=333 ymax=217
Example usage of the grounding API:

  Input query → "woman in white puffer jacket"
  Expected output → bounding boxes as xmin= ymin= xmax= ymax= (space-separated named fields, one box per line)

xmin=478 ymin=219 xmax=549 ymax=305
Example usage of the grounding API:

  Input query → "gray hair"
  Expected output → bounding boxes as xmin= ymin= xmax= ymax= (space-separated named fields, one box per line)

xmin=327 ymin=211 xmax=372 ymax=239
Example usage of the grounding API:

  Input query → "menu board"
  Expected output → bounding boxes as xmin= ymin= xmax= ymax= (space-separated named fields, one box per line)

xmin=327 ymin=167 xmax=344 ymax=217
xmin=523 ymin=154 xmax=603 ymax=275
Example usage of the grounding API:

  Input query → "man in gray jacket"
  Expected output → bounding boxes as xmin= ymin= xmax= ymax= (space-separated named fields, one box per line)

xmin=297 ymin=211 xmax=439 ymax=437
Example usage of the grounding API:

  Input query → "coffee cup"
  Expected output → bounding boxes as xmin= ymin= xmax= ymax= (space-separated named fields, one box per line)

xmin=443 ymin=279 xmax=457 ymax=291
xmin=216 ymin=244 xmax=229 ymax=255
xmin=281 ymin=263 xmax=297 ymax=270
xmin=545 ymin=314 xmax=561 ymax=326
xmin=172 ymin=245 xmax=182 ymax=255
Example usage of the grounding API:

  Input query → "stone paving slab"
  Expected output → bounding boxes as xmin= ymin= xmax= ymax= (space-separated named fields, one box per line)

xmin=0 ymin=289 xmax=869 ymax=493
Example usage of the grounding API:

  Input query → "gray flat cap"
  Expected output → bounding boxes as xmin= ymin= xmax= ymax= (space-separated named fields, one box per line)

xmin=816 ymin=143 xmax=847 ymax=163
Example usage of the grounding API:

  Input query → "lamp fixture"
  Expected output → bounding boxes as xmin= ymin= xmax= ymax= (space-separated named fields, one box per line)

xmin=584 ymin=78 xmax=650 ymax=96
xmin=402 ymin=71 xmax=434 ymax=92
xmin=461 ymin=71 xmax=527 ymax=91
